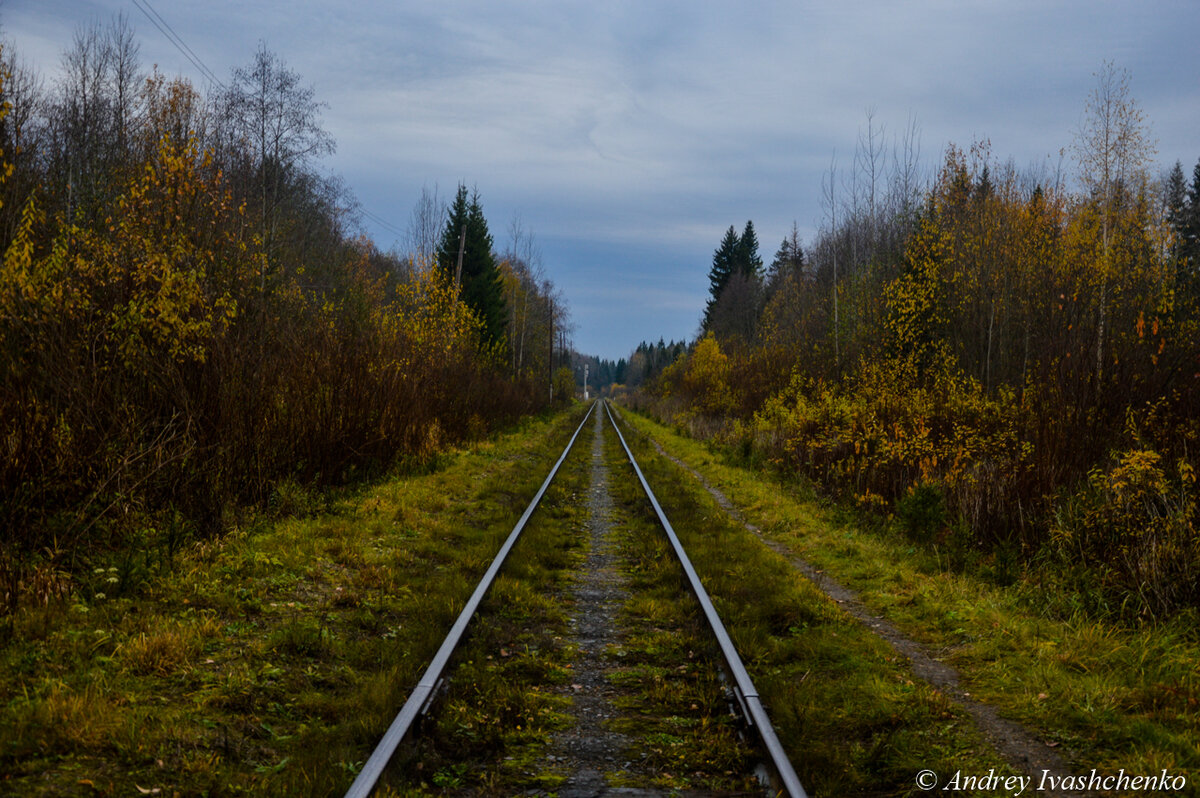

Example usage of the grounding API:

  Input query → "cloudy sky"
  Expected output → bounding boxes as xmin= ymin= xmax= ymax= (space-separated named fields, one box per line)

xmin=3 ymin=1 xmax=1198 ymax=360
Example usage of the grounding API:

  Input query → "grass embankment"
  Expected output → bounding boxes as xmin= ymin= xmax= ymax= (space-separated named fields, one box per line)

xmin=0 ymin=406 xmax=591 ymax=797
xmin=617 ymin=406 xmax=1200 ymax=792
xmin=604 ymin=407 xmax=1007 ymax=796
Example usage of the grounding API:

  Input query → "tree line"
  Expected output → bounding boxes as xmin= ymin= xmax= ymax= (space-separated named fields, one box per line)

xmin=636 ymin=65 xmax=1200 ymax=619
xmin=578 ymin=338 xmax=688 ymax=398
xmin=0 ymin=18 xmax=568 ymax=609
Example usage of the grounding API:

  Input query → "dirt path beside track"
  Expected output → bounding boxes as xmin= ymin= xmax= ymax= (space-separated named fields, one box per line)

xmin=640 ymin=432 xmax=1087 ymax=798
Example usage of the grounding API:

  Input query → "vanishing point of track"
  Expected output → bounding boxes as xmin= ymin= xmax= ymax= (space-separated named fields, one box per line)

xmin=343 ymin=400 xmax=807 ymax=798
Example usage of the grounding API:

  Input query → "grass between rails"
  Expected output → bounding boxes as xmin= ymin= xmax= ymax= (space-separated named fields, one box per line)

xmin=389 ymin=402 xmax=777 ymax=795
xmin=604 ymin=407 xmax=1007 ymax=796
xmin=0 ymin=404 xmax=591 ymax=797
xmin=600 ymin=416 xmax=761 ymax=793
xmin=616 ymin=406 xmax=1200 ymax=793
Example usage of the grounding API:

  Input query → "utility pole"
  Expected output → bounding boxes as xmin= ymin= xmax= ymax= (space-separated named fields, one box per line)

xmin=454 ymin=225 xmax=466 ymax=290
xmin=583 ymin=364 xmax=589 ymax=400
xmin=548 ymin=297 xmax=554 ymax=402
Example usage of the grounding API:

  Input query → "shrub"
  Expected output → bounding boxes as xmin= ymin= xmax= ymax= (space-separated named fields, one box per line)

xmin=896 ymin=482 xmax=949 ymax=543
xmin=1052 ymin=449 xmax=1199 ymax=618
xmin=552 ymin=366 xmax=576 ymax=403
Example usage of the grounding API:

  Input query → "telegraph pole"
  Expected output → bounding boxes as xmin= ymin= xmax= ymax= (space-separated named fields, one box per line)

xmin=454 ymin=225 xmax=466 ymax=290
xmin=548 ymin=297 xmax=554 ymax=402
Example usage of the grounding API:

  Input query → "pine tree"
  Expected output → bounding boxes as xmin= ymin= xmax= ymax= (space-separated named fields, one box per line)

xmin=436 ymin=184 xmax=506 ymax=346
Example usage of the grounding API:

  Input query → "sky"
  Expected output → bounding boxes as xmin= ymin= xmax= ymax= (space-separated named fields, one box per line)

xmin=2 ymin=1 xmax=1198 ymax=361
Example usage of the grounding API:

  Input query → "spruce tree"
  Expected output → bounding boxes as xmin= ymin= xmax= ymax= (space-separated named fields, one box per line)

xmin=1187 ymin=159 xmax=1200 ymax=261
xmin=1177 ymin=158 xmax=1200 ymax=312
xmin=1165 ymin=161 xmax=1187 ymax=238
xmin=734 ymin=220 xmax=763 ymax=277
xmin=703 ymin=225 xmax=740 ymax=330
xmin=768 ymin=222 xmax=805 ymax=290
xmin=436 ymin=184 xmax=506 ymax=346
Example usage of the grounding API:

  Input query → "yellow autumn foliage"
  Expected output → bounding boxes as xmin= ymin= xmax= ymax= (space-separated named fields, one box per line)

xmin=1053 ymin=447 xmax=1198 ymax=617
xmin=0 ymin=113 xmax=532 ymax=566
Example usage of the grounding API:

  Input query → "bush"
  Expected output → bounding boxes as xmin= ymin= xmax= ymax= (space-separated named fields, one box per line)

xmin=1052 ymin=449 xmax=1199 ymax=618
xmin=0 ymin=140 xmax=536 ymax=600
xmin=552 ymin=367 xmax=576 ymax=403
xmin=896 ymin=483 xmax=948 ymax=543
xmin=742 ymin=356 xmax=1032 ymax=544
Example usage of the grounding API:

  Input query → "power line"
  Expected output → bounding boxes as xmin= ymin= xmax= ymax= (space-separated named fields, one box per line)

xmin=129 ymin=0 xmax=408 ymax=252
xmin=130 ymin=0 xmax=225 ymax=89
xmin=132 ymin=0 xmax=223 ymax=87
xmin=360 ymin=206 xmax=407 ymax=241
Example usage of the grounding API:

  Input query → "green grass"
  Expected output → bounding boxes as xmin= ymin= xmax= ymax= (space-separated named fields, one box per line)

xmin=604 ymin=409 xmax=1009 ymax=796
xmin=8 ymin=398 xmax=1194 ymax=796
xmin=617 ymin=405 xmax=1200 ymax=793
xmin=602 ymin=423 xmax=760 ymax=792
xmin=376 ymin=409 xmax=595 ymax=796
xmin=0 ymin=405 xmax=591 ymax=797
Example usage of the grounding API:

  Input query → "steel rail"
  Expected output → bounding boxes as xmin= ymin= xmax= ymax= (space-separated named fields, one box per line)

xmin=344 ymin=400 xmax=598 ymax=798
xmin=602 ymin=400 xmax=808 ymax=798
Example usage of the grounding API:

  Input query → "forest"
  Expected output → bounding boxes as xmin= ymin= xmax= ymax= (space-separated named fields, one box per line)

xmin=2 ymin=17 xmax=1197 ymax=628
xmin=0 ymin=20 xmax=571 ymax=614
xmin=630 ymin=68 xmax=1200 ymax=620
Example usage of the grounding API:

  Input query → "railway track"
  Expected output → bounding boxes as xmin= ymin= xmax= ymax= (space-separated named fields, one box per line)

xmin=344 ymin=399 xmax=807 ymax=798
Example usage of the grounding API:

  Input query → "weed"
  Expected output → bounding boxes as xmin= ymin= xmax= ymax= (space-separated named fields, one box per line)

xmin=619 ymin=407 xmax=1200 ymax=787
xmin=270 ymin=478 xmax=326 ymax=519
xmin=118 ymin=626 xmax=197 ymax=675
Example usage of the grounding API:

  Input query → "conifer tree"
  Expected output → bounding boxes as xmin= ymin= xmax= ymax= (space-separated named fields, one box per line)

xmin=768 ymin=221 xmax=806 ymax=290
xmin=703 ymin=225 xmax=740 ymax=329
xmin=734 ymin=219 xmax=763 ymax=277
xmin=703 ymin=221 xmax=765 ymax=339
xmin=1165 ymin=161 xmax=1187 ymax=237
xmin=436 ymin=184 xmax=506 ymax=346
xmin=1178 ymin=158 xmax=1200 ymax=310
xmin=1186 ymin=159 xmax=1200 ymax=262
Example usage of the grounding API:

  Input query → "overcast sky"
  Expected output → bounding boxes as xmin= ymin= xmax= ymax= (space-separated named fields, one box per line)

xmin=3 ymin=1 xmax=1198 ymax=360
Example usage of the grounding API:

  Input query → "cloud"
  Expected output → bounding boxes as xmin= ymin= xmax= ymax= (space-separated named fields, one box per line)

xmin=3 ymin=0 xmax=1199 ymax=359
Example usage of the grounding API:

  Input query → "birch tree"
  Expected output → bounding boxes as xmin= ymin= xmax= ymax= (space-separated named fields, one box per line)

xmin=404 ymin=183 xmax=446 ymax=272
xmin=223 ymin=43 xmax=334 ymax=278
xmin=1072 ymin=61 xmax=1155 ymax=380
